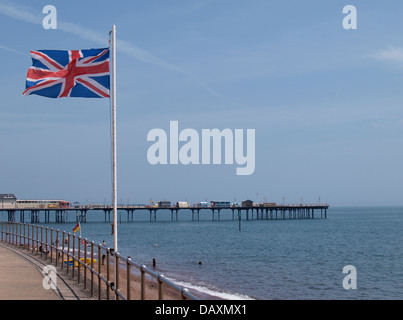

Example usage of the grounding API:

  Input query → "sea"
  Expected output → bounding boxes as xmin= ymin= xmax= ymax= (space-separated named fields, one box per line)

xmin=2 ymin=206 xmax=403 ymax=300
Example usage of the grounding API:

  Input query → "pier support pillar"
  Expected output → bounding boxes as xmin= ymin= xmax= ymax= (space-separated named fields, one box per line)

xmin=149 ymin=209 xmax=157 ymax=222
xmin=170 ymin=209 xmax=178 ymax=222
xmin=7 ymin=211 xmax=15 ymax=222
xmin=126 ymin=209 xmax=134 ymax=222
xmin=191 ymin=209 xmax=200 ymax=221
xmin=30 ymin=210 xmax=39 ymax=223
xmin=44 ymin=210 xmax=50 ymax=223
xmin=76 ymin=210 xmax=87 ymax=223
xmin=104 ymin=209 xmax=112 ymax=223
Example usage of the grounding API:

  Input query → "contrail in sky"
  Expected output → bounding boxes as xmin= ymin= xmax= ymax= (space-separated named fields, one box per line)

xmin=0 ymin=44 xmax=27 ymax=56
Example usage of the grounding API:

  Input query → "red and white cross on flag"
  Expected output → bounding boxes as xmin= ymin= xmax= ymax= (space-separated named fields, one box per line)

xmin=23 ymin=48 xmax=110 ymax=98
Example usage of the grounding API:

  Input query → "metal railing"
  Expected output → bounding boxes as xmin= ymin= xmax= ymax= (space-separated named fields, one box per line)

xmin=0 ymin=221 xmax=199 ymax=300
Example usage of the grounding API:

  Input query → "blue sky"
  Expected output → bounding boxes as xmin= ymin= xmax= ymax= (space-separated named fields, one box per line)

xmin=1 ymin=0 xmax=403 ymax=206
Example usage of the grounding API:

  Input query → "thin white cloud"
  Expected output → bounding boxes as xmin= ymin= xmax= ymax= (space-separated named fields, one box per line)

xmin=57 ymin=20 xmax=181 ymax=72
xmin=0 ymin=44 xmax=27 ymax=56
xmin=372 ymin=46 xmax=403 ymax=62
xmin=0 ymin=1 xmax=41 ymax=24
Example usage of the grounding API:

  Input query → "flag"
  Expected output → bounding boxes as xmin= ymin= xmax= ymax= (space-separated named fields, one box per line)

xmin=73 ymin=222 xmax=81 ymax=234
xmin=23 ymin=48 xmax=110 ymax=98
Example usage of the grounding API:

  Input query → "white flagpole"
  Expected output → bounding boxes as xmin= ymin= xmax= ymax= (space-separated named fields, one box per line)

xmin=111 ymin=24 xmax=118 ymax=288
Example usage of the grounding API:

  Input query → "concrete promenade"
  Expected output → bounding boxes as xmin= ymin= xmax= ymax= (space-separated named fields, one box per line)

xmin=0 ymin=243 xmax=94 ymax=300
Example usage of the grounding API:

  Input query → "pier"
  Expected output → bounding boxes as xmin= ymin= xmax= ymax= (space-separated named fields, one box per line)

xmin=0 ymin=203 xmax=329 ymax=224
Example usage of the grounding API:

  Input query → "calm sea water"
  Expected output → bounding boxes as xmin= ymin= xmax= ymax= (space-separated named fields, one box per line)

xmin=3 ymin=206 xmax=403 ymax=300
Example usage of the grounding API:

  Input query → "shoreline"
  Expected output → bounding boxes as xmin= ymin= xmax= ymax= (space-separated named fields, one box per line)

xmin=166 ymin=278 xmax=255 ymax=300
xmin=95 ymin=251 xmax=253 ymax=300
xmin=117 ymin=261 xmax=252 ymax=300
xmin=113 ymin=260 xmax=225 ymax=300
xmin=81 ymin=247 xmax=232 ymax=300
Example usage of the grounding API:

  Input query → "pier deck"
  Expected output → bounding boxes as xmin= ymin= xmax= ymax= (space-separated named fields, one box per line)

xmin=0 ymin=203 xmax=329 ymax=224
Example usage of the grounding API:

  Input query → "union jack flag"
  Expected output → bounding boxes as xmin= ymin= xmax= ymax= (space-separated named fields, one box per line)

xmin=23 ymin=48 xmax=110 ymax=98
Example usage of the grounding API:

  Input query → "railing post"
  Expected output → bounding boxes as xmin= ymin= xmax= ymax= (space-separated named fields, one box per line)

xmin=61 ymin=231 xmax=65 ymax=270
xmin=50 ymin=228 xmax=53 ymax=263
xmin=90 ymin=241 xmax=94 ymax=297
xmin=55 ymin=230 xmax=59 ymax=267
xmin=77 ymin=236 xmax=81 ymax=285
xmin=98 ymin=244 xmax=101 ymax=299
xmin=72 ymin=234 xmax=75 ymax=278
xmin=158 ymin=275 xmax=164 ymax=300
xmin=12 ymin=222 xmax=14 ymax=246
xmin=19 ymin=223 xmax=22 ymax=247
xmin=127 ymin=257 xmax=131 ymax=300
xmin=115 ymin=252 xmax=119 ymax=300
xmin=67 ymin=233 xmax=71 ymax=274
xmin=10 ymin=222 xmax=14 ymax=246
xmin=35 ymin=225 xmax=39 ymax=255
xmin=45 ymin=227 xmax=48 ymax=260
xmin=23 ymin=223 xmax=26 ymax=249
xmin=84 ymin=238 xmax=87 ymax=290
xmin=106 ymin=249 xmax=110 ymax=300
xmin=20 ymin=223 xmax=23 ymax=247
xmin=141 ymin=265 xmax=146 ymax=300
xmin=27 ymin=224 xmax=30 ymax=252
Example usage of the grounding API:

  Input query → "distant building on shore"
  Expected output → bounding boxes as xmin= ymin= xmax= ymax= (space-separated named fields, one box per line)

xmin=0 ymin=194 xmax=17 ymax=209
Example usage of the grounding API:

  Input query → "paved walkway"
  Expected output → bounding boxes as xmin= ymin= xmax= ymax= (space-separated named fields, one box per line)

xmin=0 ymin=243 xmax=94 ymax=300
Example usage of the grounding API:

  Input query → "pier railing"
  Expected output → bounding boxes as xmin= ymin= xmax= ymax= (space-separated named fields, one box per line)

xmin=0 ymin=221 xmax=199 ymax=300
